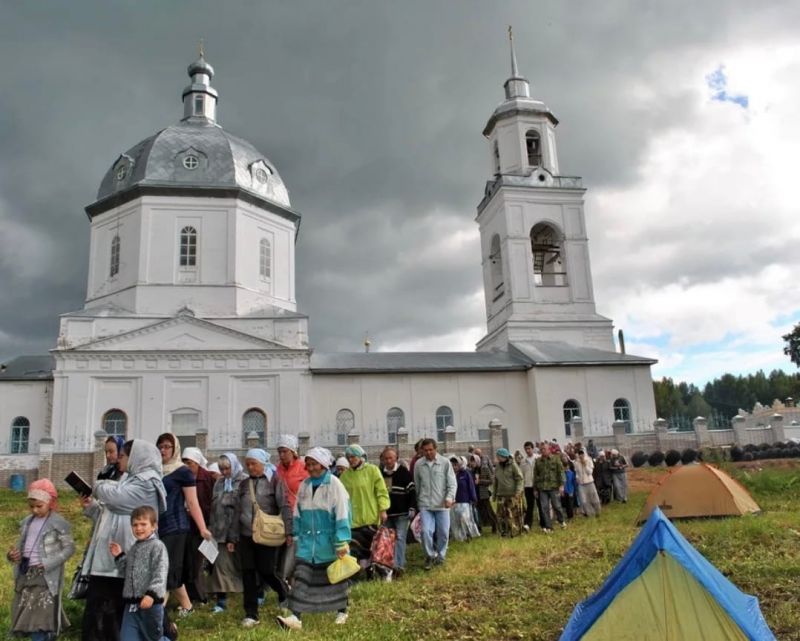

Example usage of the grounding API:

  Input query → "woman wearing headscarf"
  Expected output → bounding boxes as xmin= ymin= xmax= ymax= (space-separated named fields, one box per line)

xmin=235 ymin=448 xmax=291 ymax=629
xmin=181 ymin=446 xmax=215 ymax=605
xmin=449 ymin=456 xmax=480 ymax=542
xmin=276 ymin=447 xmax=351 ymax=631
xmin=79 ymin=439 xmax=166 ymax=641
xmin=156 ymin=432 xmax=211 ymax=618
xmin=97 ymin=435 xmax=126 ymax=481
xmin=207 ymin=452 xmax=246 ymax=614
xmin=339 ymin=444 xmax=390 ymax=567
xmin=274 ymin=434 xmax=308 ymax=582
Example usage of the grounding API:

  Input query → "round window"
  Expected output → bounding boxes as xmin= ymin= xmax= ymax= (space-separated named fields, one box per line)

xmin=115 ymin=165 xmax=127 ymax=180
xmin=182 ymin=155 xmax=200 ymax=170
xmin=255 ymin=168 xmax=270 ymax=184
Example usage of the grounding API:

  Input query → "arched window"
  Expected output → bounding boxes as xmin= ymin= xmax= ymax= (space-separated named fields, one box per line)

xmin=386 ymin=407 xmax=405 ymax=445
xmin=613 ymin=398 xmax=632 ymax=433
xmin=179 ymin=226 xmax=198 ymax=267
xmin=336 ymin=409 xmax=355 ymax=446
xmin=530 ymin=223 xmax=567 ymax=286
xmin=103 ymin=409 xmax=127 ymax=438
xmin=10 ymin=416 xmax=29 ymax=454
xmin=243 ymin=408 xmax=267 ymax=447
xmin=526 ymin=130 xmax=542 ymax=167
xmin=493 ymin=140 xmax=501 ymax=174
xmin=563 ymin=400 xmax=581 ymax=437
xmin=489 ymin=234 xmax=504 ymax=301
xmin=259 ymin=238 xmax=271 ymax=279
xmin=435 ymin=406 xmax=454 ymax=443
xmin=110 ymin=235 xmax=121 ymax=277
xmin=194 ymin=96 xmax=204 ymax=116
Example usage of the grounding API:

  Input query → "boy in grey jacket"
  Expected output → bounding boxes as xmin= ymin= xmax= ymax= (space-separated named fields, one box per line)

xmin=110 ymin=505 xmax=169 ymax=641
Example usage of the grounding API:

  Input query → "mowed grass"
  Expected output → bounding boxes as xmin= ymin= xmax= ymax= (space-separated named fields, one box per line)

xmin=1 ymin=464 xmax=798 ymax=640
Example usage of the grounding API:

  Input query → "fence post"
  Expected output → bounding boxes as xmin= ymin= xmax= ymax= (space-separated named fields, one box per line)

xmin=444 ymin=425 xmax=456 ymax=453
xmin=347 ymin=430 xmax=361 ymax=446
xmin=571 ymin=417 xmax=584 ymax=442
xmin=770 ymin=413 xmax=785 ymax=443
xmin=693 ymin=416 xmax=710 ymax=448
xmin=731 ymin=414 xmax=746 ymax=445
xmin=195 ymin=428 xmax=208 ymax=454
xmin=92 ymin=430 xmax=108 ymax=476
xmin=246 ymin=431 xmax=261 ymax=449
xmin=489 ymin=419 xmax=503 ymax=456
xmin=653 ymin=418 xmax=668 ymax=450
xmin=37 ymin=437 xmax=55 ymax=481
xmin=297 ymin=432 xmax=310 ymax=456
xmin=611 ymin=421 xmax=628 ymax=451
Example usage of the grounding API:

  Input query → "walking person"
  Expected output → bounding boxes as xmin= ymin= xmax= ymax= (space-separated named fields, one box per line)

xmin=561 ymin=460 xmax=576 ymax=519
xmin=207 ymin=452 xmax=246 ymax=614
xmin=181 ymin=447 xmax=214 ymax=605
xmin=533 ymin=443 xmax=566 ymax=532
xmin=413 ymin=439 xmax=456 ymax=570
xmin=276 ymin=447 xmax=352 ymax=631
xmin=80 ymin=440 xmax=167 ymax=641
xmin=520 ymin=441 xmax=538 ymax=532
xmin=609 ymin=449 xmax=629 ymax=502
xmin=236 ymin=448 xmax=291 ymax=629
xmin=574 ymin=447 xmax=602 ymax=517
xmin=449 ymin=456 xmax=480 ymax=542
xmin=473 ymin=448 xmax=498 ymax=533
xmin=493 ymin=448 xmax=525 ymax=537
xmin=109 ymin=505 xmax=169 ymax=641
xmin=340 ymin=444 xmax=390 ymax=572
xmin=380 ymin=446 xmax=416 ymax=577
xmin=274 ymin=434 xmax=308 ymax=583
xmin=8 ymin=479 xmax=75 ymax=641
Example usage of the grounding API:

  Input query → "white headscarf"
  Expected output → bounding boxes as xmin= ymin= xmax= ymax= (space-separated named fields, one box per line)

xmin=305 ymin=447 xmax=333 ymax=469
xmin=277 ymin=434 xmax=299 ymax=453
xmin=182 ymin=446 xmax=208 ymax=469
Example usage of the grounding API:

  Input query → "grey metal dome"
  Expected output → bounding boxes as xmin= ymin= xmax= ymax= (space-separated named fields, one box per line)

xmin=91 ymin=53 xmax=291 ymax=215
xmin=96 ymin=121 xmax=291 ymax=208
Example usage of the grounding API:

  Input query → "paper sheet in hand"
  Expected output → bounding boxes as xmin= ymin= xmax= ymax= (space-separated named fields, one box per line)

xmin=198 ymin=538 xmax=219 ymax=564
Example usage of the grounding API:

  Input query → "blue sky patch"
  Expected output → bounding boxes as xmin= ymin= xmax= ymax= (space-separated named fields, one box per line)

xmin=706 ymin=65 xmax=749 ymax=109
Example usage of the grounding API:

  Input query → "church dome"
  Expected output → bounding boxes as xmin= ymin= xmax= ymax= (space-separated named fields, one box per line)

xmin=92 ymin=53 xmax=290 ymax=213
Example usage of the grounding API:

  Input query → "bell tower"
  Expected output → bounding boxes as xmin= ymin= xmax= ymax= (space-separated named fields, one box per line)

xmin=476 ymin=29 xmax=614 ymax=353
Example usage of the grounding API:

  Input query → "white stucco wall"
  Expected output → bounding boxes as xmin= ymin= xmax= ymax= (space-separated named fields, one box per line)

xmin=528 ymin=364 xmax=657 ymax=443
xmin=0 ymin=380 xmax=50 ymax=454
xmin=310 ymin=370 xmax=530 ymax=448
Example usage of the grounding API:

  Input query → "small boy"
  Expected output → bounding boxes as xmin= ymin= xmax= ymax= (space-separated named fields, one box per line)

xmin=110 ymin=505 xmax=170 ymax=641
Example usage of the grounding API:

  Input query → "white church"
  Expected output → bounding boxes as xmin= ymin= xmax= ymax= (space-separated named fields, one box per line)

xmin=0 ymin=41 xmax=656 ymax=482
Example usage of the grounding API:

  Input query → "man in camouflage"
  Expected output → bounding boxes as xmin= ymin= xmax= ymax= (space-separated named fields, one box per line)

xmin=492 ymin=448 xmax=524 ymax=537
xmin=533 ymin=442 xmax=566 ymax=532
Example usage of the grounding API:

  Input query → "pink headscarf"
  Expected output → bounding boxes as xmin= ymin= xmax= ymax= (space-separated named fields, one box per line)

xmin=27 ymin=478 xmax=58 ymax=511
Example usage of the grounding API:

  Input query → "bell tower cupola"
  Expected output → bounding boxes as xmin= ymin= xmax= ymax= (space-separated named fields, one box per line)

xmin=476 ymin=29 xmax=614 ymax=353
xmin=182 ymin=41 xmax=218 ymax=123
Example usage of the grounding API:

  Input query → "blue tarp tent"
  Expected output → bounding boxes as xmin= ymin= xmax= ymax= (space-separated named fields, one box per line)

xmin=559 ymin=508 xmax=775 ymax=641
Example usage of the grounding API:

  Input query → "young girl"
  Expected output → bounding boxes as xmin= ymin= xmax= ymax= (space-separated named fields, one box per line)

xmin=7 ymin=479 xmax=75 ymax=641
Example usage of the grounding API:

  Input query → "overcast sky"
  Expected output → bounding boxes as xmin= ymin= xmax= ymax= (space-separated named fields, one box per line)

xmin=1 ymin=1 xmax=799 ymax=386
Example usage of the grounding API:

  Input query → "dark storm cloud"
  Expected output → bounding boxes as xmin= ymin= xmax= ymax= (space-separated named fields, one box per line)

xmin=1 ymin=0 xmax=799 ymax=361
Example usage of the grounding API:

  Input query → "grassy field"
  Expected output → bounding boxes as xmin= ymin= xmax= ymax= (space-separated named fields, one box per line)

xmin=1 ymin=463 xmax=798 ymax=640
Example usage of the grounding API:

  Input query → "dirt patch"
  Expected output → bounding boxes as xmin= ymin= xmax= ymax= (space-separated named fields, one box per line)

xmin=626 ymin=467 xmax=668 ymax=492
xmin=732 ymin=459 xmax=800 ymax=472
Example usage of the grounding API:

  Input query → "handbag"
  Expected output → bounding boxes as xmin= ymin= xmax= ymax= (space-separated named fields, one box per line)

xmin=68 ymin=565 xmax=90 ymax=599
xmin=248 ymin=479 xmax=285 ymax=547
xmin=327 ymin=554 xmax=360 ymax=584
xmin=369 ymin=526 xmax=396 ymax=569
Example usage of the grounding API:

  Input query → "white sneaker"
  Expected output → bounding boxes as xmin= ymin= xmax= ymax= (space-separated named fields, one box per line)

xmin=523 ymin=524 xmax=530 ymax=532
xmin=277 ymin=614 xmax=303 ymax=631
xmin=384 ymin=569 xmax=393 ymax=583
xmin=241 ymin=617 xmax=260 ymax=629
xmin=335 ymin=612 xmax=349 ymax=625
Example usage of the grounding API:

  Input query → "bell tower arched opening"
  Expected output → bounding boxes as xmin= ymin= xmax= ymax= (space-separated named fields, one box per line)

xmin=530 ymin=223 xmax=567 ymax=287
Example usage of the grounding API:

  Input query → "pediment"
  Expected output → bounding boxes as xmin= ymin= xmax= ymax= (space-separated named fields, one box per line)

xmin=71 ymin=316 xmax=292 ymax=352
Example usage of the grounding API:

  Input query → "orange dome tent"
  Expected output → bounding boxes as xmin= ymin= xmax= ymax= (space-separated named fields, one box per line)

xmin=636 ymin=463 xmax=760 ymax=524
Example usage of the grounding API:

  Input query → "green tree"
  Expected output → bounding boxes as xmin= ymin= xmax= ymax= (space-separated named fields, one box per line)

xmin=783 ymin=322 xmax=800 ymax=367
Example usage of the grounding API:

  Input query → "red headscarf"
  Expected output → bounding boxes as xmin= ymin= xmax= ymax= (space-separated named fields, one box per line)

xmin=27 ymin=478 xmax=59 ymax=511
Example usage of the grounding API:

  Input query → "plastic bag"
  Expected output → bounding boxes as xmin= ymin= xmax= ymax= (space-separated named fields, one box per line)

xmin=411 ymin=512 xmax=423 ymax=541
xmin=327 ymin=554 xmax=360 ymax=584
xmin=370 ymin=526 xmax=396 ymax=568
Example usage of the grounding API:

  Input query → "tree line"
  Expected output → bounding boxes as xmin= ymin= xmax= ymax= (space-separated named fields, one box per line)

xmin=653 ymin=369 xmax=800 ymax=422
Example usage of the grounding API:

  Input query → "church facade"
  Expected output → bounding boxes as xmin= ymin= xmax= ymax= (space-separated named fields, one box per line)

xmin=0 ymin=43 xmax=656 ymax=483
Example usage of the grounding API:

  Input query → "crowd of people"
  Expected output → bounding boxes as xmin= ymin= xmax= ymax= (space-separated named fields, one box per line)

xmin=5 ymin=432 xmax=628 ymax=641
